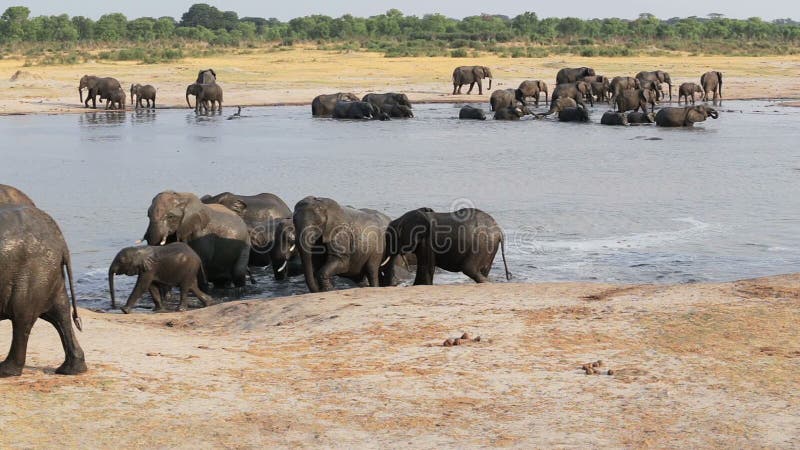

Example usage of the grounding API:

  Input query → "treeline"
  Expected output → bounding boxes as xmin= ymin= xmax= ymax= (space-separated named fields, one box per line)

xmin=1 ymin=4 xmax=799 ymax=61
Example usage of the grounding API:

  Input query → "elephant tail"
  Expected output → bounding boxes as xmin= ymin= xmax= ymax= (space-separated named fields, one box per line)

xmin=197 ymin=263 xmax=210 ymax=294
xmin=500 ymin=235 xmax=511 ymax=281
xmin=718 ymin=72 xmax=723 ymax=98
xmin=63 ymin=249 xmax=82 ymax=331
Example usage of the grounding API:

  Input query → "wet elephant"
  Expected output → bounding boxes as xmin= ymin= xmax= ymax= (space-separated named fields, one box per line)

xmin=655 ymin=105 xmax=718 ymax=127
xmin=312 ymin=93 xmax=360 ymax=116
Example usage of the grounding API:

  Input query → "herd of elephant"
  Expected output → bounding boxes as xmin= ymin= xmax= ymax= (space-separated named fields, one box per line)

xmin=451 ymin=65 xmax=723 ymax=127
xmin=0 ymin=183 xmax=511 ymax=376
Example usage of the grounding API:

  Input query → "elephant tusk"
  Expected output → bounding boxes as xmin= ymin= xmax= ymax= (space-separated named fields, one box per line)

xmin=289 ymin=244 xmax=296 ymax=253
xmin=159 ymin=237 xmax=167 ymax=246
xmin=381 ymin=256 xmax=391 ymax=267
xmin=277 ymin=260 xmax=288 ymax=272
xmin=134 ymin=239 xmax=143 ymax=245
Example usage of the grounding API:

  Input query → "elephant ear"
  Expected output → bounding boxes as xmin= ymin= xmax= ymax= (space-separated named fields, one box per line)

xmin=227 ymin=199 xmax=247 ymax=217
xmin=177 ymin=196 xmax=210 ymax=242
xmin=686 ymin=107 xmax=706 ymax=124
xmin=137 ymin=249 xmax=156 ymax=273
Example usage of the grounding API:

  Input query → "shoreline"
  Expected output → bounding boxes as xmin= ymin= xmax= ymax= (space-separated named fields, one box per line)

xmin=2 ymin=274 xmax=799 ymax=447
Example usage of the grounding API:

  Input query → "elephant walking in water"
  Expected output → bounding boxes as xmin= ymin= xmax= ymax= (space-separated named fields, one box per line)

xmin=636 ymin=70 xmax=673 ymax=102
xmin=655 ymin=106 xmax=719 ymax=127
xmin=701 ymin=71 xmax=723 ymax=104
xmin=452 ymin=66 xmax=493 ymax=95
xmin=518 ymin=80 xmax=548 ymax=107
xmin=312 ymin=92 xmax=360 ymax=116
xmin=490 ymin=88 xmax=525 ymax=111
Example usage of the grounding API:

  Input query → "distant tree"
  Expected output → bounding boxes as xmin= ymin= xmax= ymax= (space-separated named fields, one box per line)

xmin=95 ymin=13 xmax=128 ymax=41
xmin=0 ymin=6 xmax=30 ymax=42
xmin=71 ymin=16 xmax=95 ymax=40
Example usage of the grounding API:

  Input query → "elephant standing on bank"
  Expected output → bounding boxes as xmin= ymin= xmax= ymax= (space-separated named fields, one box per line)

xmin=109 ymin=243 xmax=215 ymax=314
xmin=381 ymin=207 xmax=510 ymax=285
xmin=130 ymin=84 xmax=157 ymax=109
xmin=518 ymin=80 xmax=548 ymax=107
xmin=312 ymin=93 xmax=360 ymax=116
xmin=452 ymin=66 xmax=493 ymax=95
xmin=0 ymin=196 xmax=86 ymax=377
xmin=636 ymin=71 xmax=673 ymax=102
xmin=701 ymin=71 xmax=723 ymax=104
xmin=79 ymin=75 xmax=122 ymax=109
xmin=655 ymin=106 xmax=719 ymax=127
xmin=678 ymin=83 xmax=704 ymax=105
xmin=201 ymin=192 xmax=291 ymax=268
xmin=143 ymin=191 xmax=250 ymax=289
xmin=293 ymin=196 xmax=389 ymax=292
xmin=490 ymin=88 xmax=525 ymax=111
xmin=555 ymin=67 xmax=596 ymax=84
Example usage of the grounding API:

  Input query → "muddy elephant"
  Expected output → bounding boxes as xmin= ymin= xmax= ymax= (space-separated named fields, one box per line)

xmin=655 ymin=105 xmax=718 ymax=127
xmin=459 ymin=105 xmax=486 ymax=120
xmin=103 ymin=87 xmax=126 ymax=110
xmin=452 ymin=66 xmax=493 ymax=95
xmin=627 ymin=111 xmax=656 ymax=124
xmin=293 ymin=196 xmax=389 ymax=292
xmin=556 ymin=67 xmax=596 ymax=85
xmin=382 ymin=103 xmax=414 ymax=118
xmin=362 ymin=93 xmax=412 ymax=111
xmin=615 ymin=88 xmax=657 ymax=113
xmin=143 ymin=191 xmax=250 ymax=289
xmin=186 ymin=83 xmax=223 ymax=113
xmin=381 ymin=207 xmax=510 ymax=285
xmin=332 ymin=101 xmax=383 ymax=120
xmin=312 ymin=93 xmax=360 ymax=116
xmin=494 ymin=105 xmax=530 ymax=120
xmin=201 ymin=192 xmax=291 ymax=268
xmin=601 ymin=111 xmax=629 ymax=125
xmin=0 ymin=184 xmax=35 ymax=206
xmin=79 ymin=75 xmax=122 ymax=109
xmin=490 ymin=88 xmax=524 ymax=111
xmin=700 ymin=71 xmax=723 ymax=103
xmin=558 ymin=107 xmax=589 ymax=122
xmin=109 ymin=242 xmax=215 ymax=313
xmin=0 ymin=204 xmax=86 ymax=377
xmin=518 ymin=80 xmax=548 ymax=107
xmin=130 ymin=84 xmax=156 ymax=109
xmin=636 ymin=71 xmax=673 ymax=102
xmin=265 ymin=217 xmax=302 ymax=280
xmin=678 ymin=83 xmax=704 ymax=105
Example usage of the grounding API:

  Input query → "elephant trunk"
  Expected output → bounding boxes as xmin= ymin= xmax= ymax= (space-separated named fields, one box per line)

xmin=79 ymin=88 xmax=83 ymax=103
xmin=108 ymin=266 xmax=117 ymax=309
xmin=186 ymin=89 xmax=193 ymax=109
xmin=488 ymin=78 xmax=492 ymax=91
xmin=295 ymin=221 xmax=321 ymax=293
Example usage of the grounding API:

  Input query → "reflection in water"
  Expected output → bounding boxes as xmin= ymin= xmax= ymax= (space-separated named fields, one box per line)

xmin=79 ymin=111 xmax=127 ymax=126
xmin=131 ymin=109 xmax=156 ymax=125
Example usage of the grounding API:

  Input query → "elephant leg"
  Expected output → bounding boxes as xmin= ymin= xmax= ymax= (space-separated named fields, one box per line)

xmin=463 ymin=265 xmax=490 ymax=284
xmin=452 ymin=84 xmax=458 ymax=95
xmin=232 ymin=247 xmax=250 ymax=289
xmin=149 ymin=285 xmax=165 ymax=312
xmin=466 ymin=82 xmax=475 ymax=95
xmin=39 ymin=296 xmax=87 ymax=375
xmin=364 ymin=262 xmax=380 ymax=288
xmin=189 ymin=284 xmax=215 ymax=307
xmin=121 ymin=276 xmax=151 ymax=314
xmin=0 ymin=316 xmax=35 ymax=377
xmin=177 ymin=287 xmax=190 ymax=312
xmin=317 ymin=258 xmax=347 ymax=292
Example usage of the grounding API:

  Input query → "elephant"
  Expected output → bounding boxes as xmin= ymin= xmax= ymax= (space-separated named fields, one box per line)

xmin=265 ymin=217 xmax=302 ymax=280
xmin=452 ymin=66 xmax=493 ymax=95
xmin=186 ymin=83 xmax=223 ymax=113
xmin=678 ymin=82 xmax=704 ymax=105
xmin=490 ymin=88 xmax=524 ymax=111
xmin=609 ymin=76 xmax=641 ymax=104
xmin=79 ymin=75 xmax=122 ymax=109
xmin=575 ymin=81 xmax=595 ymax=105
xmin=518 ymin=80 xmax=549 ymax=107
xmin=538 ymin=84 xmax=587 ymax=117
xmin=494 ymin=105 xmax=531 ymax=120
xmin=103 ymin=87 xmax=126 ymax=110
xmin=312 ymin=92 xmax=360 ymax=116
xmin=201 ymin=192 xmax=291 ymax=268
xmin=109 ymin=243 xmax=215 ymax=314
xmin=655 ymin=105 xmax=719 ymax=127
xmin=536 ymin=97 xmax=578 ymax=118
xmin=382 ymin=103 xmax=414 ymax=118
xmin=700 ymin=71 xmax=723 ymax=103
xmin=332 ymin=101 xmax=383 ymax=119
xmin=381 ymin=207 xmax=510 ymax=285
xmin=638 ymin=79 xmax=663 ymax=102
xmin=293 ymin=196 xmax=389 ymax=292
xmin=143 ymin=191 xmax=250 ymax=289
xmin=459 ymin=105 xmax=486 ymax=120
xmin=362 ymin=93 xmax=412 ymax=111
xmin=0 ymin=184 xmax=35 ymax=206
xmin=589 ymin=80 xmax=610 ymax=103
xmin=601 ymin=111 xmax=629 ymax=125
xmin=554 ymin=82 xmax=592 ymax=107
xmin=558 ymin=107 xmax=590 ymax=122
xmin=556 ymin=67 xmax=596 ymax=85
xmin=615 ymin=88 xmax=657 ymax=113
xmin=0 ymin=204 xmax=86 ymax=377
xmin=196 ymin=69 xmax=217 ymax=84
xmin=130 ymin=84 xmax=156 ymax=109
xmin=636 ymin=71 xmax=673 ymax=102
xmin=627 ymin=111 xmax=656 ymax=124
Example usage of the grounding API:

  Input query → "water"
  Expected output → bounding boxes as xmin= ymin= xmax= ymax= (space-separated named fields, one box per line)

xmin=1 ymin=101 xmax=798 ymax=311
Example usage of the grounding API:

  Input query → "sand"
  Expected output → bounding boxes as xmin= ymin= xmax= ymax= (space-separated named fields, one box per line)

xmin=1 ymin=49 xmax=799 ymax=115
xmin=1 ymin=274 xmax=799 ymax=448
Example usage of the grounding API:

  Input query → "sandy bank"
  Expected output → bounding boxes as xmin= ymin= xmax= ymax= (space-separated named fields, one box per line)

xmin=2 ymin=274 xmax=799 ymax=448
xmin=0 ymin=50 xmax=799 ymax=115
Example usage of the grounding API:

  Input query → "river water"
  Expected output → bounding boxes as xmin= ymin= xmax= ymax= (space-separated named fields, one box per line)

xmin=1 ymin=101 xmax=798 ymax=311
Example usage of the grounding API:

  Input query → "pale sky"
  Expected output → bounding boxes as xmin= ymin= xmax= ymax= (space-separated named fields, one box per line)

xmin=2 ymin=0 xmax=797 ymax=21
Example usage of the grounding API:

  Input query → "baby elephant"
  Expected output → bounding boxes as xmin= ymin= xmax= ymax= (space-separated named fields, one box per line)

xmin=109 ymin=242 xmax=215 ymax=314
xmin=627 ymin=111 xmax=655 ymax=124
xmin=558 ymin=107 xmax=590 ymax=122
xmin=104 ymin=87 xmax=126 ymax=110
xmin=678 ymin=82 xmax=704 ymax=105
xmin=383 ymin=103 xmax=414 ymax=118
xmin=459 ymin=105 xmax=486 ymax=120
xmin=494 ymin=105 xmax=530 ymax=120
xmin=601 ymin=111 xmax=628 ymax=125
xmin=130 ymin=83 xmax=157 ymax=109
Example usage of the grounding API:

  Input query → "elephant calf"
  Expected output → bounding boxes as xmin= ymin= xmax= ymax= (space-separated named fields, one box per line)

xmin=382 ymin=103 xmax=414 ymax=118
xmin=459 ymin=105 xmax=486 ymax=120
xmin=678 ymin=82 xmax=704 ymax=105
xmin=655 ymin=106 xmax=719 ymax=127
xmin=558 ymin=107 xmax=589 ymax=122
xmin=103 ymin=87 xmax=126 ymax=110
xmin=109 ymin=243 xmax=215 ymax=314
xmin=494 ymin=105 xmax=530 ymax=120
xmin=490 ymin=88 xmax=524 ymax=111
xmin=518 ymin=80 xmax=548 ymax=107
xmin=130 ymin=83 xmax=157 ymax=109
xmin=601 ymin=111 xmax=628 ymax=125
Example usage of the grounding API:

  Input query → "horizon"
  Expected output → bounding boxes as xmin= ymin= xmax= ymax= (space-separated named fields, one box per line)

xmin=1 ymin=0 xmax=797 ymax=22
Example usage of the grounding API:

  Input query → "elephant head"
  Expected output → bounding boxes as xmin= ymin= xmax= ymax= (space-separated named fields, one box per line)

xmin=478 ymin=66 xmax=493 ymax=90
xmin=293 ymin=196 xmax=338 ymax=292
xmin=383 ymin=208 xmax=436 ymax=283
xmin=186 ymin=84 xmax=201 ymax=108
xmin=339 ymin=92 xmax=360 ymax=102
xmin=144 ymin=192 xmax=210 ymax=246
xmin=108 ymin=246 xmax=155 ymax=308
xmin=79 ymin=75 xmax=97 ymax=103
xmin=584 ymin=67 xmax=596 ymax=77
xmin=268 ymin=218 xmax=296 ymax=278
xmin=687 ymin=106 xmax=718 ymax=123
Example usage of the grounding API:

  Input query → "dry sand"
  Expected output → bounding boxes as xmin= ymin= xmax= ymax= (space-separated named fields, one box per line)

xmin=1 ymin=49 xmax=799 ymax=115
xmin=1 ymin=274 xmax=799 ymax=448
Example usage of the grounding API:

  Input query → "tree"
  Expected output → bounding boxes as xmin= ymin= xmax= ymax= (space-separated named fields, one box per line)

xmin=95 ymin=13 xmax=128 ymax=41
xmin=0 ymin=6 xmax=30 ymax=42
xmin=71 ymin=16 xmax=95 ymax=40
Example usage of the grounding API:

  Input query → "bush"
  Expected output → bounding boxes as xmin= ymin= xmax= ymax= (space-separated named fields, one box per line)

xmin=450 ymin=48 xmax=468 ymax=57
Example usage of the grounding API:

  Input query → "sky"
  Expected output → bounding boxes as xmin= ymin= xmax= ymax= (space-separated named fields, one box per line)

xmin=2 ymin=0 xmax=797 ymax=21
